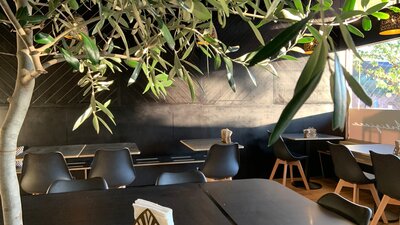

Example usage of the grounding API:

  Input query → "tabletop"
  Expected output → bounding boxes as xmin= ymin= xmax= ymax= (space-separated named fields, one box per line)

xmin=79 ymin=142 xmax=141 ymax=157
xmin=180 ymin=138 xmax=244 ymax=151
xmin=1 ymin=179 xmax=353 ymax=225
xmin=16 ymin=144 xmax=86 ymax=160
xmin=345 ymin=143 xmax=395 ymax=165
xmin=282 ymin=133 xmax=344 ymax=141
xmin=16 ymin=143 xmax=140 ymax=160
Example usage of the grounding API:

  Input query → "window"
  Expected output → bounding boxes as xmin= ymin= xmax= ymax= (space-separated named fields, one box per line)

xmin=351 ymin=39 xmax=400 ymax=109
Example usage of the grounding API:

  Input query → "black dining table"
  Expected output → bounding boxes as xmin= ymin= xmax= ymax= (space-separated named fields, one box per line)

xmin=0 ymin=179 xmax=353 ymax=225
xmin=281 ymin=133 xmax=344 ymax=189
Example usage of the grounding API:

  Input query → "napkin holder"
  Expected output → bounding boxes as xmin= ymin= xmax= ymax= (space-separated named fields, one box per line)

xmin=394 ymin=140 xmax=400 ymax=156
xmin=303 ymin=127 xmax=317 ymax=138
xmin=221 ymin=128 xmax=232 ymax=144
xmin=133 ymin=199 xmax=174 ymax=225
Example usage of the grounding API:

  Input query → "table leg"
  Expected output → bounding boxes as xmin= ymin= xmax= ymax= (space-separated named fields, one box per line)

xmin=292 ymin=141 xmax=322 ymax=190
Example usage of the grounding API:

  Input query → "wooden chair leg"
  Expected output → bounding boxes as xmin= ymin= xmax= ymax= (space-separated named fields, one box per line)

xmin=370 ymin=195 xmax=390 ymax=225
xmin=282 ymin=163 xmax=288 ymax=187
xmin=289 ymin=165 xmax=294 ymax=183
xmin=334 ymin=179 xmax=345 ymax=194
xmin=296 ymin=161 xmax=310 ymax=191
xmin=368 ymin=184 xmax=388 ymax=223
xmin=352 ymin=184 xmax=359 ymax=203
xmin=269 ymin=159 xmax=280 ymax=180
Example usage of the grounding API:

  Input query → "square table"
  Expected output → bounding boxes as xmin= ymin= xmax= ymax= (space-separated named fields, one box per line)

xmin=281 ymin=133 xmax=344 ymax=189
xmin=78 ymin=142 xmax=141 ymax=158
xmin=345 ymin=144 xmax=395 ymax=166
xmin=16 ymin=144 xmax=86 ymax=161
xmin=180 ymin=138 xmax=244 ymax=151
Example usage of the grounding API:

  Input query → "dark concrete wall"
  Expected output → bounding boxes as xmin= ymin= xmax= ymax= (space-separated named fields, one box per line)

xmin=0 ymin=17 xmax=340 ymax=180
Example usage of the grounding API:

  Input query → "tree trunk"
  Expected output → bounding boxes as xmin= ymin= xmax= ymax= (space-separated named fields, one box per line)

xmin=0 ymin=0 xmax=34 ymax=224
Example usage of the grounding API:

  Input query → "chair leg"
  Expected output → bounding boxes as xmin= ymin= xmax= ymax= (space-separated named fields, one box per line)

xmin=334 ymin=179 xmax=345 ymax=194
xmin=370 ymin=195 xmax=390 ymax=225
xmin=296 ymin=161 xmax=310 ymax=191
xmin=269 ymin=159 xmax=280 ymax=180
xmin=289 ymin=165 xmax=294 ymax=183
xmin=282 ymin=163 xmax=288 ymax=187
xmin=368 ymin=184 xmax=388 ymax=223
xmin=352 ymin=184 xmax=359 ymax=203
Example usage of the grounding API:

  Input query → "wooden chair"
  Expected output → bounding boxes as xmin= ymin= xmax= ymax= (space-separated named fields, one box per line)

xmin=20 ymin=152 xmax=72 ymax=194
xmin=328 ymin=142 xmax=387 ymax=223
xmin=269 ymin=135 xmax=309 ymax=190
xmin=370 ymin=151 xmax=400 ymax=225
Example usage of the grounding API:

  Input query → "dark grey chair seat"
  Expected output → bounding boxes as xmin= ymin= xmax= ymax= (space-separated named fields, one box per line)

xmin=370 ymin=151 xmax=400 ymax=225
xmin=318 ymin=193 xmax=372 ymax=225
xmin=47 ymin=177 xmax=108 ymax=194
xmin=20 ymin=152 xmax=72 ymax=194
xmin=269 ymin=132 xmax=310 ymax=190
xmin=156 ymin=170 xmax=207 ymax=186
xmin=328 ymin=142 xmax=387 ymax=223
xmin=201 ymin=143 xmax=240 ymax=180
xmin=88 ymin=149 xmax=136 ymax=188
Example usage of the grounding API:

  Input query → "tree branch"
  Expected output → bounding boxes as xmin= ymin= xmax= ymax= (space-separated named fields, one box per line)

xmin=21 ymin=53 xmax=141 ymax=84
xmin=37 ymin=16 xmax=102 ymax=52
xmin=0 ymin=0 xmax=35 ymax=53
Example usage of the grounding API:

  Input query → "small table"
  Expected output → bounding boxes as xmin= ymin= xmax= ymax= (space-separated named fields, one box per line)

xmin=16 ymin=144 xmax=86 ymax=161
xmin=281 ymin=133 xmax=344 ymax=189
xmin=345 ymin=144 xmax=394 ymax=166
xmin=79 ymin=142 xmax=141 ymax=158
xmin=180 ymin=138 xmax=244 ymax=151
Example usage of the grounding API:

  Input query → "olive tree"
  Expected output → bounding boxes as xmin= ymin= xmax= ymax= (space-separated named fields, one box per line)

xmin=0 ymin=0 xmax=390 ymax=224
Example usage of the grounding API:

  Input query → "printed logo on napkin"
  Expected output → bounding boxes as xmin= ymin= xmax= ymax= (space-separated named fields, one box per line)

xmin=134 ymin=209 xmax=159 ymax=225
xmin=133 ymin=199 xmax=174 ymax=225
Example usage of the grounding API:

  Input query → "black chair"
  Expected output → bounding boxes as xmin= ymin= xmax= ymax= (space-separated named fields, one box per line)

xmin=201 ymin=143 xmax=240 ymax=180
xmin=155 ymin=170 xmax=207 ymax=186
xmin=88 ymin=149 xmax=136 ymax=188
xmin=318 ymin=193 xmax=372 ymax=225
xmin=47 ymin=177 xmax=109 ymax=194
xmin=327 ymin=142 xmax=387 ymax=223
xmin=370 ymin=151 xmax=400 ymax=225
xmin=269 ymin=135 xmax=310 ymax=190
xmin=20 ymin=152 xmax=73 ymax=194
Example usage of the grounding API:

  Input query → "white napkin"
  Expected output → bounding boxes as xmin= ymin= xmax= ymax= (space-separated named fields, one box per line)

xmin=133 ymin=199 xmax=174 ymax=225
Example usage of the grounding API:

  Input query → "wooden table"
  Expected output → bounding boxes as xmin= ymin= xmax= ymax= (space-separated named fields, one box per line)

xmin=0 ymin=179 xmax=353 ymax=225
xmin=281 ymin=133 xmax=344 ymax=189
xmin=345 ymin=144 xmax=395 ymax=165
xmin=180 ymin=138 xmax=244 ymax=151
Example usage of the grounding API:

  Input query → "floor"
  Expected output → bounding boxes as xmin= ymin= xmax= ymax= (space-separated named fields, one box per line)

xmin=273 ymin=177 xmax=400 ymax=225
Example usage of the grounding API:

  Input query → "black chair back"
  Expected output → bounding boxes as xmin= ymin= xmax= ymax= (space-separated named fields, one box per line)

xmin=272 ymin=136 xmax=299 ymax=161
xmin=47 ymin=177 xmax=109 ymax=194
xmin=21 ymin=152 xmax=72 ymax=194
xmin=89 ymin=149 xmax=136 ymax=188
xmin=318 ymin=193 xmax=372 ymax=225
xmin=156 ymin=170 xmax=207 ymax=186
xmin=328 ymin=142 xmax=371 ymax=184
xmin=202 ymin=143 xmax=240 ymax=179
xmin=370 ymin=151 xmax=400 ymax=200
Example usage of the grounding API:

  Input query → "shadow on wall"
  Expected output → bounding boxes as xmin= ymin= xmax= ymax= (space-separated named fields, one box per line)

xmin=14 ymin=104 xmax=340 ymax=179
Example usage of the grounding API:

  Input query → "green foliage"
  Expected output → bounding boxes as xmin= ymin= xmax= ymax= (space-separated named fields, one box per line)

xmin=4 ymin=0 xmax=387 ymax=139
xmin=355 ymin=40 xmax=400 ymax=97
